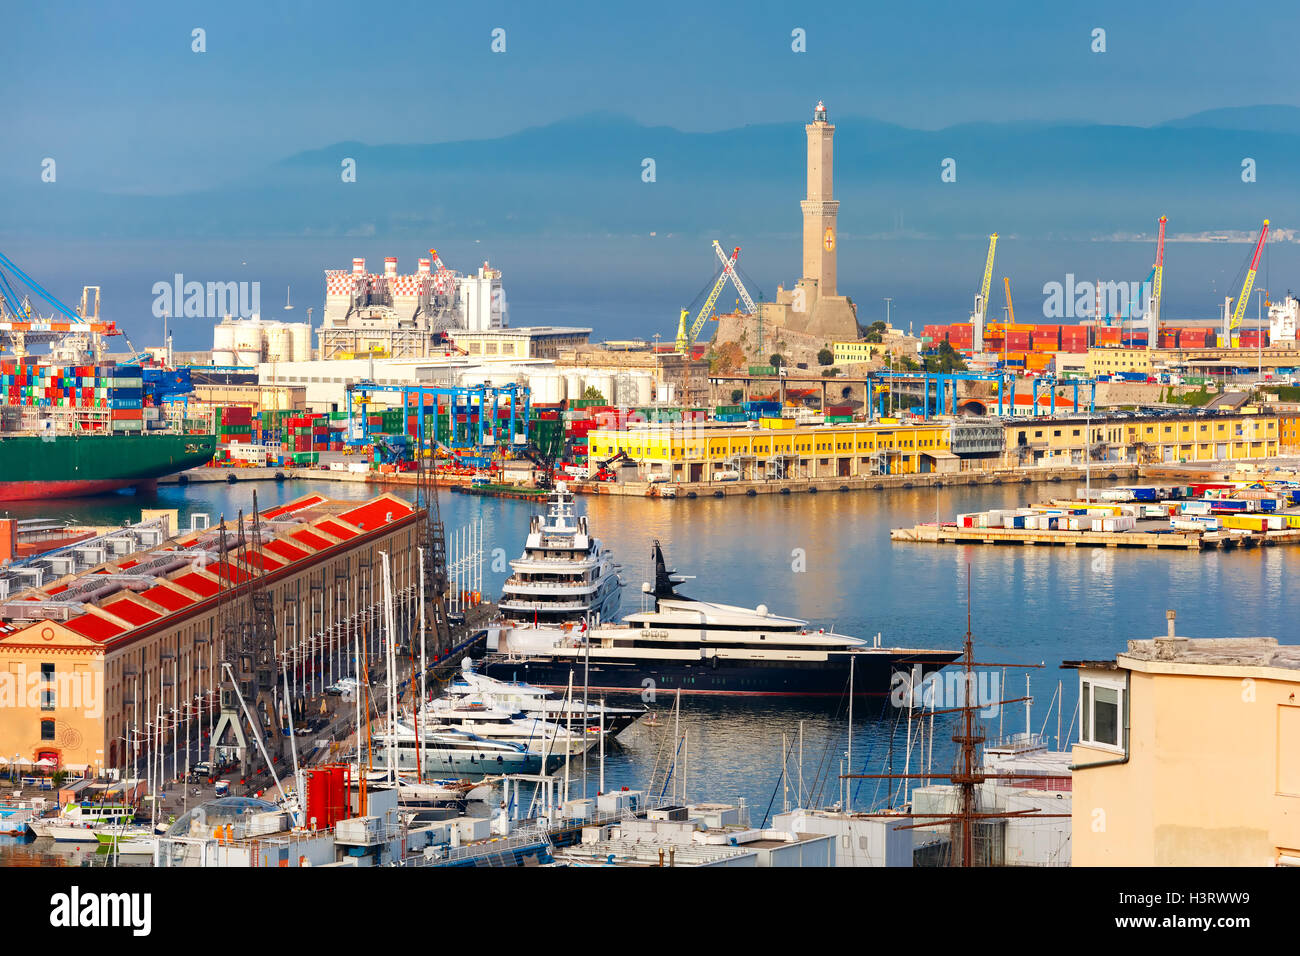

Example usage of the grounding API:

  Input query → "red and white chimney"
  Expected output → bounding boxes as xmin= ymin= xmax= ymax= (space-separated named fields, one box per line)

xmin=417 ymin=259 xmax=431 ymax=275
xmin=352 ymin=257 xmax=366 ymax=275
xmin=384 ymin=257 xmax=398 ymax=277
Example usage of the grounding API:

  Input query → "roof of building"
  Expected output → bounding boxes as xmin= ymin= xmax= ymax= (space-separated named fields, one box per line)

xmin=450 ymin=326 xmax=592 ymax=338
xmin=0 ymin=492 xmax=419 ymax=651
xmin=1121 ymin=636 xmax=1300 ymax=671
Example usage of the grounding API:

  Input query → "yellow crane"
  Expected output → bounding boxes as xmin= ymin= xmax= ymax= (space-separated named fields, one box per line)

xmin=1003 ymin=276 xmax=1016 ymax=324
xmin=1228 ymin=220 xmax=1269 ymax=335
xmin=972 ymin=234 xmax=997 ymax=349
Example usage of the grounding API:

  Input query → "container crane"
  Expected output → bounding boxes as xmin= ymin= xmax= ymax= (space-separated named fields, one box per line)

xmin=676 ymin=244 xmax=742 ymax=352
xmin=1150 ymin=216 xmax=1166 ymax=339
xmin=971 ymin=234 xmax=997 ymax=351
xmin=1226 ymin=220 xmax=1269 ymax=343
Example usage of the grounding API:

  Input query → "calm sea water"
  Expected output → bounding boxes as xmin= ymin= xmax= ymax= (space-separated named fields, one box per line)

xmin=8 ymin=477 xmax=1298 ymax=860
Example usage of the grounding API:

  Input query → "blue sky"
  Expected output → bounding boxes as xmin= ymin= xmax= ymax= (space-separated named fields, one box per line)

xmin=8 ymin=0 xmax=1298 ymax=192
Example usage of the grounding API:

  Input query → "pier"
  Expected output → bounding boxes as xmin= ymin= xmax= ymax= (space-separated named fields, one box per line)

xmin=581 ymin=464 xmax=1142 ymax=498
xmin=892 ymin=522 xmax=1300 ymax=550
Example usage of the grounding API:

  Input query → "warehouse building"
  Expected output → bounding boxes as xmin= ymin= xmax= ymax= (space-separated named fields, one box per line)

xmin=1006 ymin=410 xmax=1280 ymax=465
xmin=0 ymin=493 xmax=423 ymax=776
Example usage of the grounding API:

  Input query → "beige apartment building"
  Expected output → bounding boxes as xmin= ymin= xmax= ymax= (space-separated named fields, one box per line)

xmin=0 ymin=493 xmax=423 ymax=775
xmin=1070 ymin=613 xmax=1300 ymax=866
xmin=1085 ymin=347 xmax=1154 ymax=378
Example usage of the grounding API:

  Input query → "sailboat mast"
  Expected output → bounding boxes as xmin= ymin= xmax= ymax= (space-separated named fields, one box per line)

xmin=847 ymin=655 xmax=854 ymax=813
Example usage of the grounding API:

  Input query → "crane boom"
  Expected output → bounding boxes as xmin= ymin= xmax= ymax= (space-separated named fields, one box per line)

xmin=677 ymin=244 xmax=740 ymax=352
xmin=1151 ymin=216 xmax=1166 ymax=325
xmin=979 ymin=234 xmax=998 ymax=320
xmin=1003 ymin=277 xmax=1015 ymax=324
xmin=1229 ymin=220 xmax=1269 ymax=331
xmin=712 ymin=241 xmax=756 ymax=314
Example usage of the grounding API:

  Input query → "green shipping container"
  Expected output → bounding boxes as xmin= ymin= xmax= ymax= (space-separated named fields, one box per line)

xmin=748 ymin=365 xmax=777 ymax=376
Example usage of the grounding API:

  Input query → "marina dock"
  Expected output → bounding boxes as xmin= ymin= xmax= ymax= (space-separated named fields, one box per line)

xmin=890 ymin=522 xmax=1300 ymax=550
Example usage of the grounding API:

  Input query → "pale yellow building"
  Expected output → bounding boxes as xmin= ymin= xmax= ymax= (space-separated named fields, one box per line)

xmin=1085 ymin=347 xmax=1153 ymax=378
xmin=1070 ymin=612 xmax=1300 ymax=866
xmin=1005 ymin=411 xmax=1279 ymax=465
xmin=832 ymin=341 xmax=880 ymax=364
xmin=588 ymin=418 xmax=960 ymax=481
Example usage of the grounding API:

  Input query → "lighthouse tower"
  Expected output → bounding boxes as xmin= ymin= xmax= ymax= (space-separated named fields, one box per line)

xmin=714 ymin=102 xmax=860 ymax=351
xmin=801 ymin=100 xmax=838 ymax=298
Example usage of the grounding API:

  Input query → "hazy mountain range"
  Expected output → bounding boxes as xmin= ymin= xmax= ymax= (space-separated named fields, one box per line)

xmin=6 ymin=105 xmax=1298 ymax=242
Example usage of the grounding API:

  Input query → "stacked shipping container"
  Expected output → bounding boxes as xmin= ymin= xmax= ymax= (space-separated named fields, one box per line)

xmin=0 ymin=360 xmax=145 ymax=433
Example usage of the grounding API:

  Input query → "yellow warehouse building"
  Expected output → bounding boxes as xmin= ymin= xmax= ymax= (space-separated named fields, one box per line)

xmin=588 ymin=419 xmax=961 ymax=482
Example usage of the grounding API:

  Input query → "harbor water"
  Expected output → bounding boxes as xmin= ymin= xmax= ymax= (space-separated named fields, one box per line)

xmin=5 ymin=476 xmax=1297 ymax=860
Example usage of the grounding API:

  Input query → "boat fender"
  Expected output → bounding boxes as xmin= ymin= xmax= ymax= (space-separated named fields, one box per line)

xmin=710 ymin=655 xmax=718 ymax=670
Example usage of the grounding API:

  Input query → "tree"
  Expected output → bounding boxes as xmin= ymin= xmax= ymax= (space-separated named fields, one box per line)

xmin=863 ymin=329 xmax=883 ymax=343
xmin=581 ymin=386 xmax=606 ymax=403
xmin=730 ymin=388 xmax=744 ymax=403
xmin=922 ymin=341 xmax=968 ymax=374
xmin=817 ymin=347 xmax=834 ymax=366
xmin=821 ymin=367 xmax=841 ymax=377
xmin=769 ymin=354 xmax=784 ymax=369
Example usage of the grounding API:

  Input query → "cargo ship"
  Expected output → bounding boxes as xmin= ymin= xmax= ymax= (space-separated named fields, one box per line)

xmin=0 ymin=358 xmax=215 ymax=501
xmin=0 ymin=432 xmax=215 ymax=501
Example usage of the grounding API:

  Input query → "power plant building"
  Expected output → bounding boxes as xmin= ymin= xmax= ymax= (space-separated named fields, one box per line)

xmin=318 ymin=254 xmax=509 ymax=360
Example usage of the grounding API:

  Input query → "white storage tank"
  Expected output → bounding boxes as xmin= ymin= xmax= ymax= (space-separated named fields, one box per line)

xmin=290 ymin=322 xmax=312 ymax=362
xmin=583 ymin=372 xmax=615 ymax=404
xmin=527 ymin=370 xmax=563 ymax=405
xmin=233 ymin=319 xmax=264 ymax=367
xmin=264 ymin=324 xmax=292 ymax=363
xmin=562 ymin=371 xmax=583 ymax=403
xmin=634 ymin=373 xmax=654 ymax=405
xmin=212 ymin=321 xmax=237 ymax=366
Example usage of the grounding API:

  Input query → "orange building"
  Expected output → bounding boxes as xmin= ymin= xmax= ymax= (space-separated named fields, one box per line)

xmin=0 ymin=493 xmax=423 ymax=776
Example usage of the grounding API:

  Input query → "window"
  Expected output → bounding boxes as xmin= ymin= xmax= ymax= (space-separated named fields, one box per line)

xmin=40 ymin=663 xmax=54 ymax=711
xmin=40 ymin=719 xmax=55 ymax=741
xmin=1080 ymin=676 xmax=1125 ymax=750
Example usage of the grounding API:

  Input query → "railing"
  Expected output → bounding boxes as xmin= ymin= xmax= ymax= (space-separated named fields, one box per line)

xmin=502 ymin=578 xmax=598 ymax=591
xmin=391 ymin=823 xmax=554 ymax=867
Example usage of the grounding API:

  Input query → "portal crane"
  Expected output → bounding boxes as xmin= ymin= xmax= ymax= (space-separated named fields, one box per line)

xmin=1003 ymin=277 xmax=1016 ymax=324
xmin=676 ymin=244 xmax=741 ymax=352
xmin=972 ymin=234 xmax=997 ymax=351
xmin=712 ymin=241 xmax=755 ymax=314
xmin=1228 ymin=220 xmax=1270 ymax=336
xmin=1150 ymin=216 xmax=1166 ymax=336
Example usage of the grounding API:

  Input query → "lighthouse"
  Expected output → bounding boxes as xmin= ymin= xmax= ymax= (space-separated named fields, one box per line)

xmin=801 ymin=100 xmax=839 ymax=298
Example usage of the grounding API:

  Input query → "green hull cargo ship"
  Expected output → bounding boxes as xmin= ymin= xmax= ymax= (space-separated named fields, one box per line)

xmin=0 ymin=433 xmax=216 ymax=501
